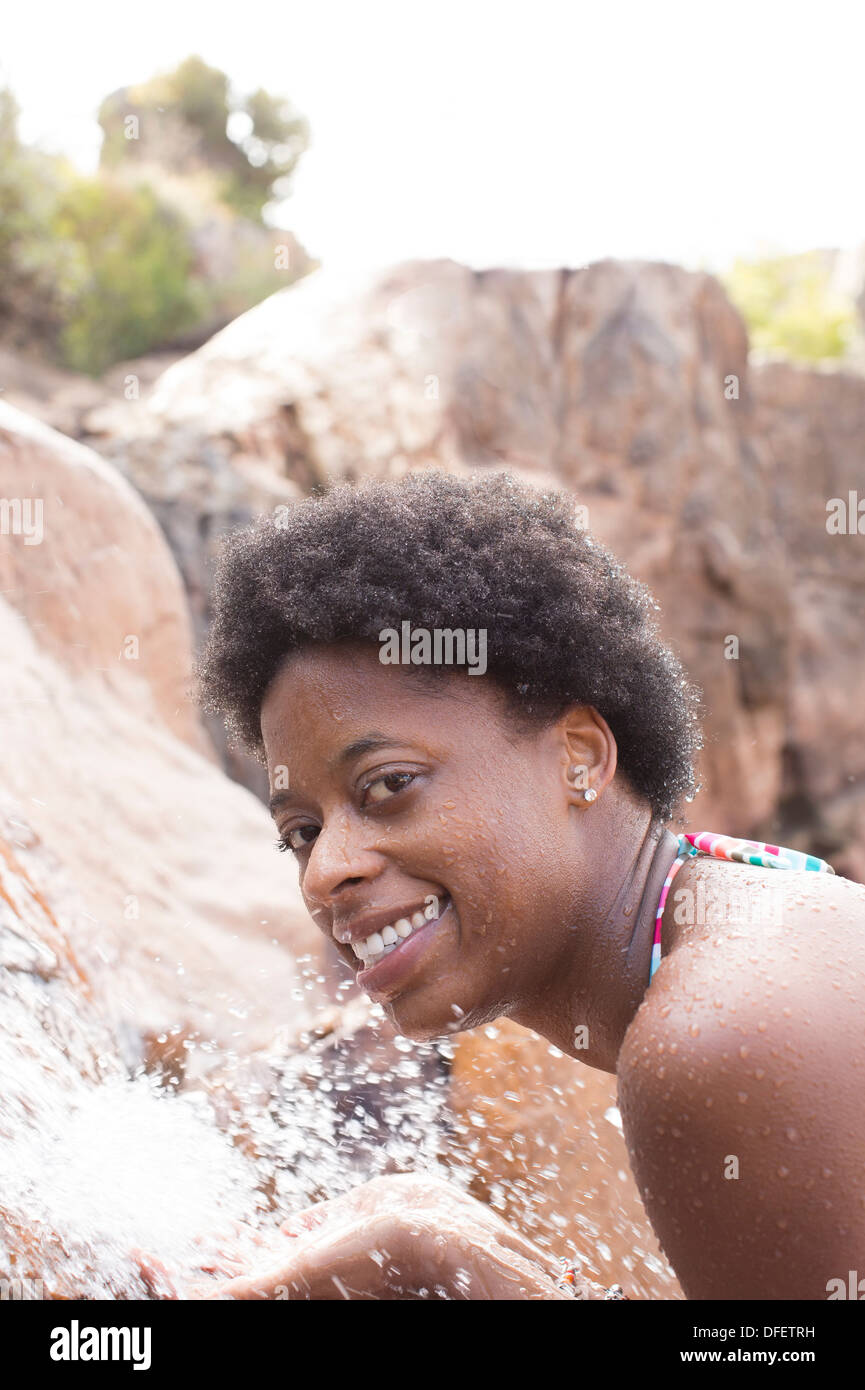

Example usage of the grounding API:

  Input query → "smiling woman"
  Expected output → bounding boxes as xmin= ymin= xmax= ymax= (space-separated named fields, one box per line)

xmin=195 ymin=470 xmax=865 ymax=1301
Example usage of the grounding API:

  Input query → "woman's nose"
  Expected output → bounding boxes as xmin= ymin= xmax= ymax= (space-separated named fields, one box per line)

xmin=301 ymin=811 xmax=384 ymax=904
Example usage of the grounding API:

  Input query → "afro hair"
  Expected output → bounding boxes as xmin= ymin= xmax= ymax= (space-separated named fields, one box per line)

xmin=196 ymin=470 xmax=702 ymax=820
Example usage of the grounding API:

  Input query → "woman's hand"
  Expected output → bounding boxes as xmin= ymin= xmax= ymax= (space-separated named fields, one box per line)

xmin=132 ymin=1219 xmax=271 ymax=1298
xmin=200 ymin=1173 xmax=599 ymax=1300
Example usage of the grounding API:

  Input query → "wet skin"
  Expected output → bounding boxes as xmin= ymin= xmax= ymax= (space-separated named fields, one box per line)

xmin=257 ymin=642 xmax=865 ymax=1300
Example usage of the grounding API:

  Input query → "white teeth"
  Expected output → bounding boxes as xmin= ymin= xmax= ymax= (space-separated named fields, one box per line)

xmin=349 ymin=899 xmax=449 ymax=966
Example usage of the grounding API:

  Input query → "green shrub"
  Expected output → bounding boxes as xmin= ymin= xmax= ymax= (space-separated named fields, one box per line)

xmin=722 ymin=252 xmax=856 ymax=364
xmin=51 ymin=177 xmax=204 ymax=375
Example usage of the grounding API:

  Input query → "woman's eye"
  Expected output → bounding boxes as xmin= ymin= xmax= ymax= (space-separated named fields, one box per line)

xmin=364 ymin=771 xmax=415 ymax=804
xmin=276 ymin=825 xmax=319 ymax=853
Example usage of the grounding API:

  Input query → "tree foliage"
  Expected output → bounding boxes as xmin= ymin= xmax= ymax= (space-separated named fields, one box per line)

xmin=722 ymin=252 xmax=857 ymax=363
xmin=0 ymin=88 xmax=74 ymax=350
xmin=52 ymin=178 xmax=203 ymax=374
xmin=97 ymin=55 xmax=309 ymax=220
xmin=0 ymin=61 xmax=311 ymax=375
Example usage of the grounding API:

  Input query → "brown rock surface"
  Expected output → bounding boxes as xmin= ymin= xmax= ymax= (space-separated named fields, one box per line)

xmin=446 ymin=1019 xmax=681 ymax=1299
xmin=84 ymin=257 xmax=865 ymax=861
xmin=749 ymin=363 xmax=865 ymax=881
xmin=5 ymin=257 xmax=863 ymax=1299
xmin=0 ymin=399 xmax=337 ymax=1295
xmin=0 ymin=400 xmax=328 ymax=1061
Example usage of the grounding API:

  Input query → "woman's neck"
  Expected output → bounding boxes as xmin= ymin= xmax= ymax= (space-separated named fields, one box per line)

xmin=508 ymin=807 xmax=681 ymax=1073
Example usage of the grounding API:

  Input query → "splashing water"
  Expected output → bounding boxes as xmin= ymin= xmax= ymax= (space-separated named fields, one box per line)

xmin=0 ymin=934 xmax=454 ymax=1298
xmin=1 ymin=833 xmax=678 ymax=1301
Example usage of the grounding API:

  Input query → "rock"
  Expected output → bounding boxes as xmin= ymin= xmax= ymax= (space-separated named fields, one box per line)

xmin=445 ymin=1018 xmax=681 ymax=1299
xmin=0 ymin=400 xmax=329 ymax=1062
xmin=0 ymin=344 xmax=188 ymax=442
xmin=749 ymin=361 xmax=865 ymax=878
xmin=6 ymin=257 xmax=864 ymax=1298
xmin=85 ymin=256 xmax=833 ymax=842
xmin=0 ymin=399 xmax=339 ymax=1295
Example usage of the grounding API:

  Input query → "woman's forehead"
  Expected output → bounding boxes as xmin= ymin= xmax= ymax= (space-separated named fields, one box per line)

xmin=260 ymin=642 xmax=501 ymax=751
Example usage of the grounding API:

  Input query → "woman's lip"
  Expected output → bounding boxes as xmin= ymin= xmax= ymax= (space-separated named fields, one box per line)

xmin=356 ymin=898 xmax=455 ymax=994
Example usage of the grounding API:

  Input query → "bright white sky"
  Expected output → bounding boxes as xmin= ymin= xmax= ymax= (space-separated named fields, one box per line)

xmin=3 ymin=0 xmax=864 ymax=275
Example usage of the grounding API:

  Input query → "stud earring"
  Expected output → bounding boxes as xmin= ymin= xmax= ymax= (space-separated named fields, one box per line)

xmin=584 ymin=788 xmax=597 ymax=803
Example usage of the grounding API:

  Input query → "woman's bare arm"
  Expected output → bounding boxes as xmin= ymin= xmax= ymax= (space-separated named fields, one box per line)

xmin=617 ymin=913 xmax=865 ymax=1300
xmin=201 ymin=1174 xmax=600 ymax=1300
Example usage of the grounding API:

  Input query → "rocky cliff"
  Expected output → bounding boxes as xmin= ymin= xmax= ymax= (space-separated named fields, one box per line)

xmin=0 ymin=391 xmax=680 ymax=1298
xmin=48 ymin=256 xmax=865 ymax=879
xmin=4 ymin=256 xmax=862 ymax=1299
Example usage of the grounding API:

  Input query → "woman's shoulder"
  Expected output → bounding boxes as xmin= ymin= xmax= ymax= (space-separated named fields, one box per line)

xmin=662 ymin=851 xmax=865 ymax=963
xmin=617 ymin=853 xmax=865 ymax=1155
xmin=615 ymin=859 xmax=865 ymax=1297
xmin=629 ymin=853 xmax=865 ymax=1042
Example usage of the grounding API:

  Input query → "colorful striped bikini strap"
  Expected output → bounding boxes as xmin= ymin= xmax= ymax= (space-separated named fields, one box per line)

xmin=649 ymin=831 xmax=835 ymax=983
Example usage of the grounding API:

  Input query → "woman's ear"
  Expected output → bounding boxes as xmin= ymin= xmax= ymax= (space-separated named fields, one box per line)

xmin=560 ymin=705 xmax=618 ymax=807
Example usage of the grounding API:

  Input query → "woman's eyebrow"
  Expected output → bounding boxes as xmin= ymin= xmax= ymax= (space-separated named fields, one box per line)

xmin=269 ymin=734 xmax=400 ymax=815
xmin=333 ymin=733 xmax=397 ymax=768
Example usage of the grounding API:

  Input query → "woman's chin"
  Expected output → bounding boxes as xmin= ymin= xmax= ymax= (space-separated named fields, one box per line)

xmin=384 ymin=989 xmax=490 ymax=1043
xmin=384 ymin=1001 xmax=465 ymax=1043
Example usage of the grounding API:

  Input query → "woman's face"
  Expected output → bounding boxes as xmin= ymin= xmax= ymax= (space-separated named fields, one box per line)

xmin=261 ymin=642 xmax=586 ymax=1040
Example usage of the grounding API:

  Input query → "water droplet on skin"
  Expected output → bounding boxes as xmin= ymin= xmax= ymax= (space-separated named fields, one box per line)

xmin=757 ymin=1021 xmax=768 ymax=1032
xmin=739 ymin=1046 xmax=749 ymax=1059
xmin=689 ymin=1024 xmax=700 ymax=1037
xmin=738 ymin=1091 xmax=749 ymax=1104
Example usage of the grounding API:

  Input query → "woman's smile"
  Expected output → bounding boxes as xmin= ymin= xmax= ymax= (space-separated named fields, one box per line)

xmin=354 ymin=893 xmax=457 ymax=999
xmin=258 ymin=641 xmax=588 ymax=1040
xmin=199 ymin=469 xmax=865 ymax=1302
